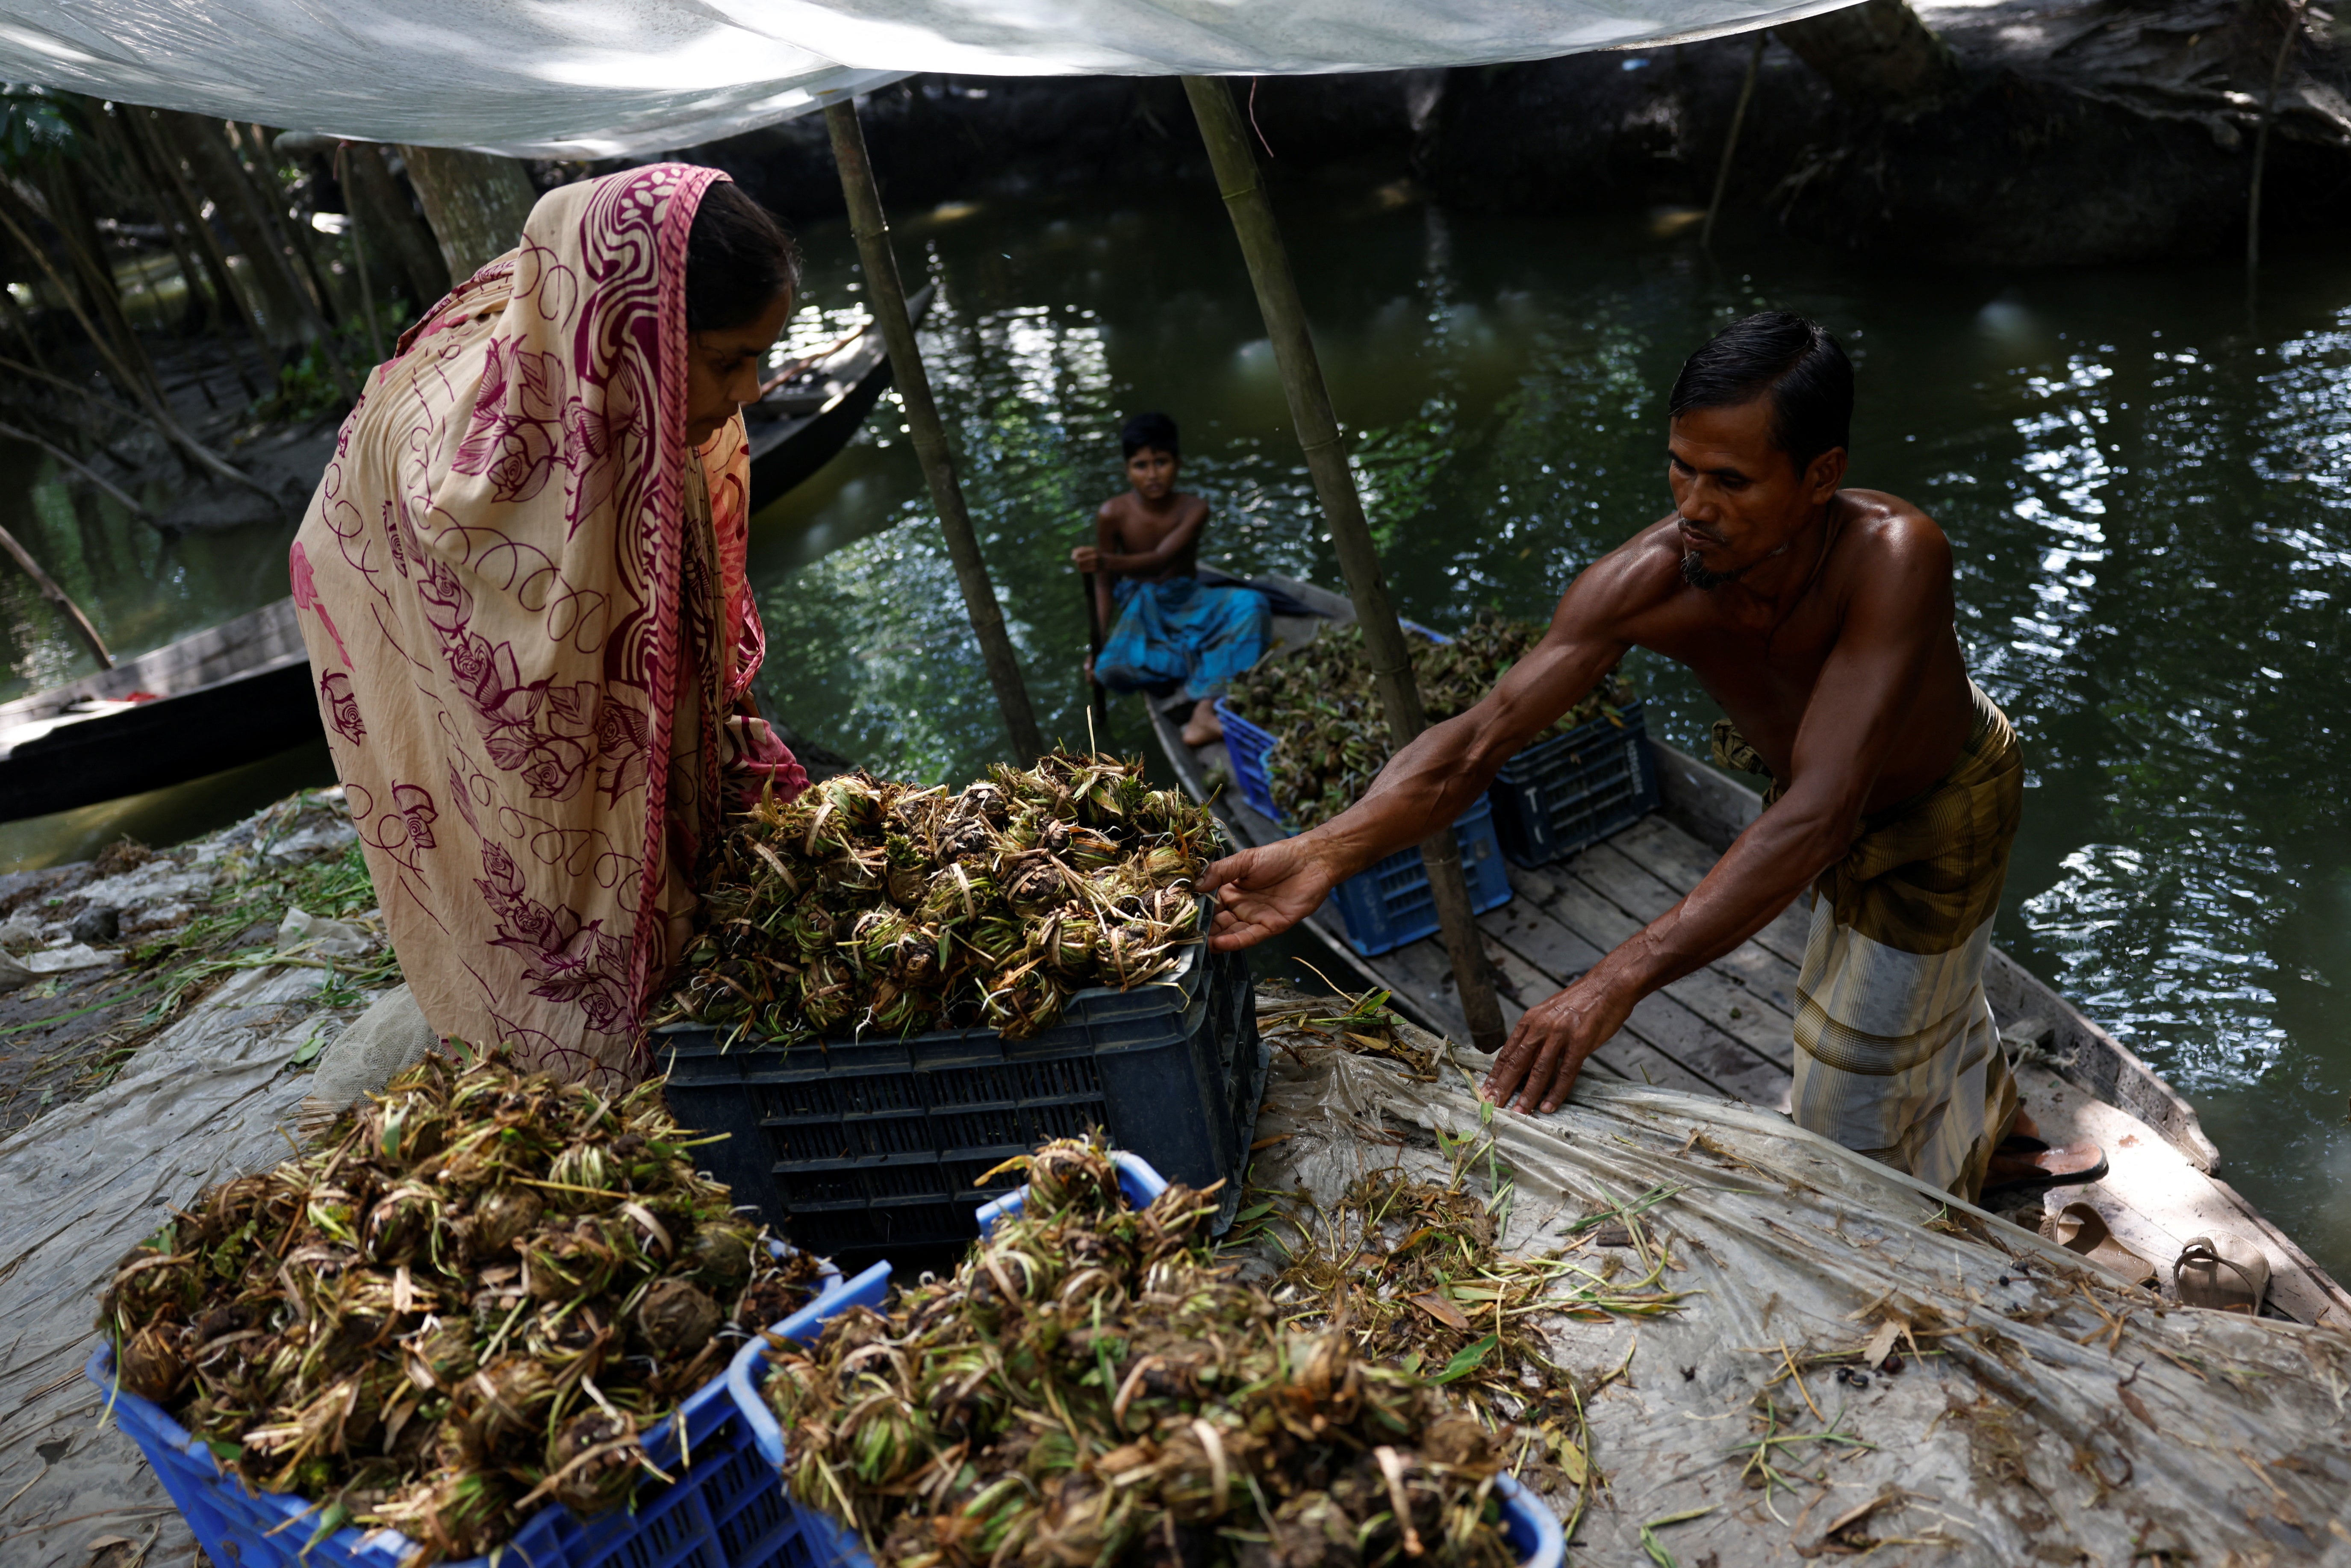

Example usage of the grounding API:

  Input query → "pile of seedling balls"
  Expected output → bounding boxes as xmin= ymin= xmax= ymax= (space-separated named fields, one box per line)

xmin=99 ymin=1047 xmax=826 ymax=1566
xmin=658 ymin=754 xmax=1223 ymax=1044
xmin=1223 ymin=612 xmax=1635 ymax=829
xmin=764 ymin=1137 xmax=1524 ymax=1568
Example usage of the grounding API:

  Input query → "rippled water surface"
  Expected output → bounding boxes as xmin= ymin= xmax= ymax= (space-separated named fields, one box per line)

xmin=748 ymin=194 xmax=2351 ymax=1277
xmin=5 ymin=187 xmax=2347 ymax=1276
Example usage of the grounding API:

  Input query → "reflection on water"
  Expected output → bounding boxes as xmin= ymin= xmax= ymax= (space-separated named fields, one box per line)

xmin=745 ymin=194 xmax=2351 ymax=1277
xmin=3 ymin=185 xmax=2347 ymax=1278
xmin=0 ymin=447 xmax=299 ymax=705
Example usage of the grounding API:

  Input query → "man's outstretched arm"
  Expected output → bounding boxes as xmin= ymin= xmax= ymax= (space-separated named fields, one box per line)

xmin=1201 ymin=548 xmax=1644 ymax=950
xmin=1481 ymin=527 xmax=1956 ymax=1113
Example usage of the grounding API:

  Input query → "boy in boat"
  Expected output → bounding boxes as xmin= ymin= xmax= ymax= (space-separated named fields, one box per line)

xmin=1073 ymin=412 xmax=1270 ymax=746
xmin=1200 ymin=313 xmax=2101 ymax=1205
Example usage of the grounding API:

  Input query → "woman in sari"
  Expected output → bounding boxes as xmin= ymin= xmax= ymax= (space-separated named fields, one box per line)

xmin=289 ymin=164 xmax=808 ymax=1086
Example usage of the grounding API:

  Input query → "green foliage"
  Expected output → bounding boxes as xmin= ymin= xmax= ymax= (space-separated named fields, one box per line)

xmin=246 ymin=296 xmax=410 ymax=424
xmin=0 ymin=84 xmax=80 ymax=167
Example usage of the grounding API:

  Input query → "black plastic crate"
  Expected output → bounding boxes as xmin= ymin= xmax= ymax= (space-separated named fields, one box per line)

xmin=657 ymin=931 xmax=1264 ymax=1256
xmin=1488 ymin=702 xmax=1659 ymax=867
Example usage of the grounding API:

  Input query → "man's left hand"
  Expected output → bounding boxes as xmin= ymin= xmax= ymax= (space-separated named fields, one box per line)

xmin=1481 ymin=973 xmax=1637 ymax=1113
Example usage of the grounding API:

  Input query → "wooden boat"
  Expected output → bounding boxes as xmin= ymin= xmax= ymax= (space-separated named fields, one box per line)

xmin=744 ymin=284 xmax=931 ymax=512
xmin=0 ymin=598 xmax=316 ymax=823
xmin=1150 ymin=568 xmax=2351 ymax=1329
xmin=0 ymin=295 xmax=931 ymax=824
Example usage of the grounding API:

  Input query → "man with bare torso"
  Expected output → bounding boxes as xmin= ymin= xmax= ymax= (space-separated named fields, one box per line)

xmin=1202 ymin=313 xmax=2101 ymax=1201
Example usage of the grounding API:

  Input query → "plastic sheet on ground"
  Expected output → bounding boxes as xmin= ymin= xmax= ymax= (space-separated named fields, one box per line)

xmin=0 ymin=797 xmax=395 ymax=1565
xmin=0 ymin=963 xmax=345 ymax=1565
xmin=1249 ymin=997 xmax=2351 ymax=1565
xmin=0 ymin=0 xmax=1860 ymax=157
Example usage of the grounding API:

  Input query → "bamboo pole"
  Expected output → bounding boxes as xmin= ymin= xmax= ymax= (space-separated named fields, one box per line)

xmin=227 ymin=124 xmax=358 ymax=401
xmin=0 ymin=513 xmax=112 ymax=667
xmin=115 ymin=109 xmax=260 ymax=397
xmin=334 ymin=146 xmax=387 ymax=368
xmin=824 ymin=98 xmax=1046 ymax=762
xmin=1182 ymin=75 xmax=1507 ymax=1053
xmin=1703 ymin=32 xmax=1768 ymax=250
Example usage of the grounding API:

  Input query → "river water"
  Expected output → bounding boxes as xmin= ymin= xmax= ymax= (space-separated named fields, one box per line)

xmin=5 ymin=185 xmax=2347 ymax=1277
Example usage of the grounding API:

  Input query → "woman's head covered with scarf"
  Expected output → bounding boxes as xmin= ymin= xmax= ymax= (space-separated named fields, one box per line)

xmin=289 ymin=164 xmax=809 ymax=1086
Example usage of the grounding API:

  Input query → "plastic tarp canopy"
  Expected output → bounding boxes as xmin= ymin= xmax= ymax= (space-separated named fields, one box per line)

xmin=1248 ymin=996 xmax=2351 ymax=1565
xmin=0 ymin=0 xmax=1863 ymax=157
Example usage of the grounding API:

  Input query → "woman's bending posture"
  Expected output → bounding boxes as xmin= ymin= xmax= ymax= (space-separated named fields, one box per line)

xmin=289 ymin=166 xmax=808 ymax=1086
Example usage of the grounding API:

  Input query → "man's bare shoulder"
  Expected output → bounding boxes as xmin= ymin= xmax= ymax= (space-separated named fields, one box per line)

xmin=1561 ymin=516 xmax=1689 ymax=622
xmin=1831 ymin=489 xmax=1953 ymax=584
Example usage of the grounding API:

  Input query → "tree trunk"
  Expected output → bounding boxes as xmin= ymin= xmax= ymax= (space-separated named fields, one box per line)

xmin=342 ymin=142 xmax=448 ymax=309
xmin=396 ymin=147 xmax=538 ymax=281
xmin=214 ymin=122 xmax=359 ymax=401
xmin=159 ymin=110 xmax=314 ymax=350
xmin=115 ymin=106 xmax=262 ymax=394
xmin=1776 ymin=0 xmax=1963 ymax=109
xmin=241 ymin=125 xmax=344 ymax=327
xmin=130 ymin=108 xmax=278 ymax=378
xmin=95 ymin=105 xmax=206 ymax=337
xmin=35 ymin=167 xmax=165 ymax=405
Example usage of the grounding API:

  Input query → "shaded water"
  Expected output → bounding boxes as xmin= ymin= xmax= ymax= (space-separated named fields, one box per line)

xmin=749 ymin=192 xmax=2351 ymax=1280
xmin=4 ymin=186 xmax=2347 ymax=1277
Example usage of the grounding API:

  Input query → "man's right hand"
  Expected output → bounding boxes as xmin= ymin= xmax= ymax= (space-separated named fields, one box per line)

xmin=1070 ymin=544 xmax=1102 ymax=573
xmin=1201 ymin=837 xmax=1345 ymax=950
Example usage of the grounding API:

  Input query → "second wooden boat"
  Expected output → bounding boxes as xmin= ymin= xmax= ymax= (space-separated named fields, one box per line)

xmin=1149 ymin=568 xmax=2351 ymax=1329
xmin=0 ymin=294 xmax=933 ymax=824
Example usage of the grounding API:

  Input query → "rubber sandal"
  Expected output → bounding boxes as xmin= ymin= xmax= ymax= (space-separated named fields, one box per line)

xmin=1980 ymin=1136 xmax=2107 ymax=1196
xmin=2173 ymin=1234 xmax=2271 ymax=1314
xmin=2040 ymin=1201 xmax=2156 ymax=1288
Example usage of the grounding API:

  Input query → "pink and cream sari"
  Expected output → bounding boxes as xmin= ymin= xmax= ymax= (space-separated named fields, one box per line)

xmin=289 ymin=164 xmax=806 ymax=1085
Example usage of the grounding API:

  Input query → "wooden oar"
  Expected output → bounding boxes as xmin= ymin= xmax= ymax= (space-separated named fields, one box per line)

xmin=1081 ymin=569 xmax=1109 ymax=729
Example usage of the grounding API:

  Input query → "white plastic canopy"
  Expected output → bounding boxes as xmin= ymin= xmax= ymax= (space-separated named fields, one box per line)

xmin=0 ymin=0 xmax=1853 ymax=158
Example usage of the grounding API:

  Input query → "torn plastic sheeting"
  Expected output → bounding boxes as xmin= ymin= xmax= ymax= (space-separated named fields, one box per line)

xmin=0 ymin=0 xmax=1865 ymax=158
xmin=1250 ymin=1019 xmax=2351 ymax=1565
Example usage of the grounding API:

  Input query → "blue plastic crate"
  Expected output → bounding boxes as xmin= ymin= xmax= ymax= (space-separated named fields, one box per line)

xmin=1325 ymin=795 xmax=1513 ymax=958
xmin=1488 ymin=702 xmax=1658 ymax=868
xmin=1212 ymin=699 xmax=1285 ymax=821
xmin=733 ymin=1152 xmax=1564 ymax=1568
xmin=88 ymin=1253 xmax=869 ymax=1568
xmin=1214 ymin=619 xmax=1451 ymax=828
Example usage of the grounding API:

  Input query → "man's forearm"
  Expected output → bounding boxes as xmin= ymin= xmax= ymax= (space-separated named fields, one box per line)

xmin=1305 ymin=711 xmax=1508 ymax=878
xmin=1589 ymin=804 xmax=1843 ymax=999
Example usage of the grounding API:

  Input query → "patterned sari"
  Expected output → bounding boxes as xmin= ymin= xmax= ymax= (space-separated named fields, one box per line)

xmin=289 ymin=165 xmax=806 ymax=1086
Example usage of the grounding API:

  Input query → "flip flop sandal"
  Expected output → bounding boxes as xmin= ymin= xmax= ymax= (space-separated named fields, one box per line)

xmin=1980 ymin=1135 xmax=2108 ymax=1196
xmin=2173 ymin=1233 xmax=2271 ymax=1314
xmin=2040 ymin=1201 xmax=2157 ymax=1288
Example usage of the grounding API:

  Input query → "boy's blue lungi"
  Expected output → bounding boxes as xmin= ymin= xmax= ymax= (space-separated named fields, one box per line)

xmin=1096 ymin=576 xmax=1270 ymax=701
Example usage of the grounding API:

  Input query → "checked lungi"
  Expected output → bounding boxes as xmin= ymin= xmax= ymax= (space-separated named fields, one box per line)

xmin=1786 ymin=684 xmax=2025 ymax=1203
